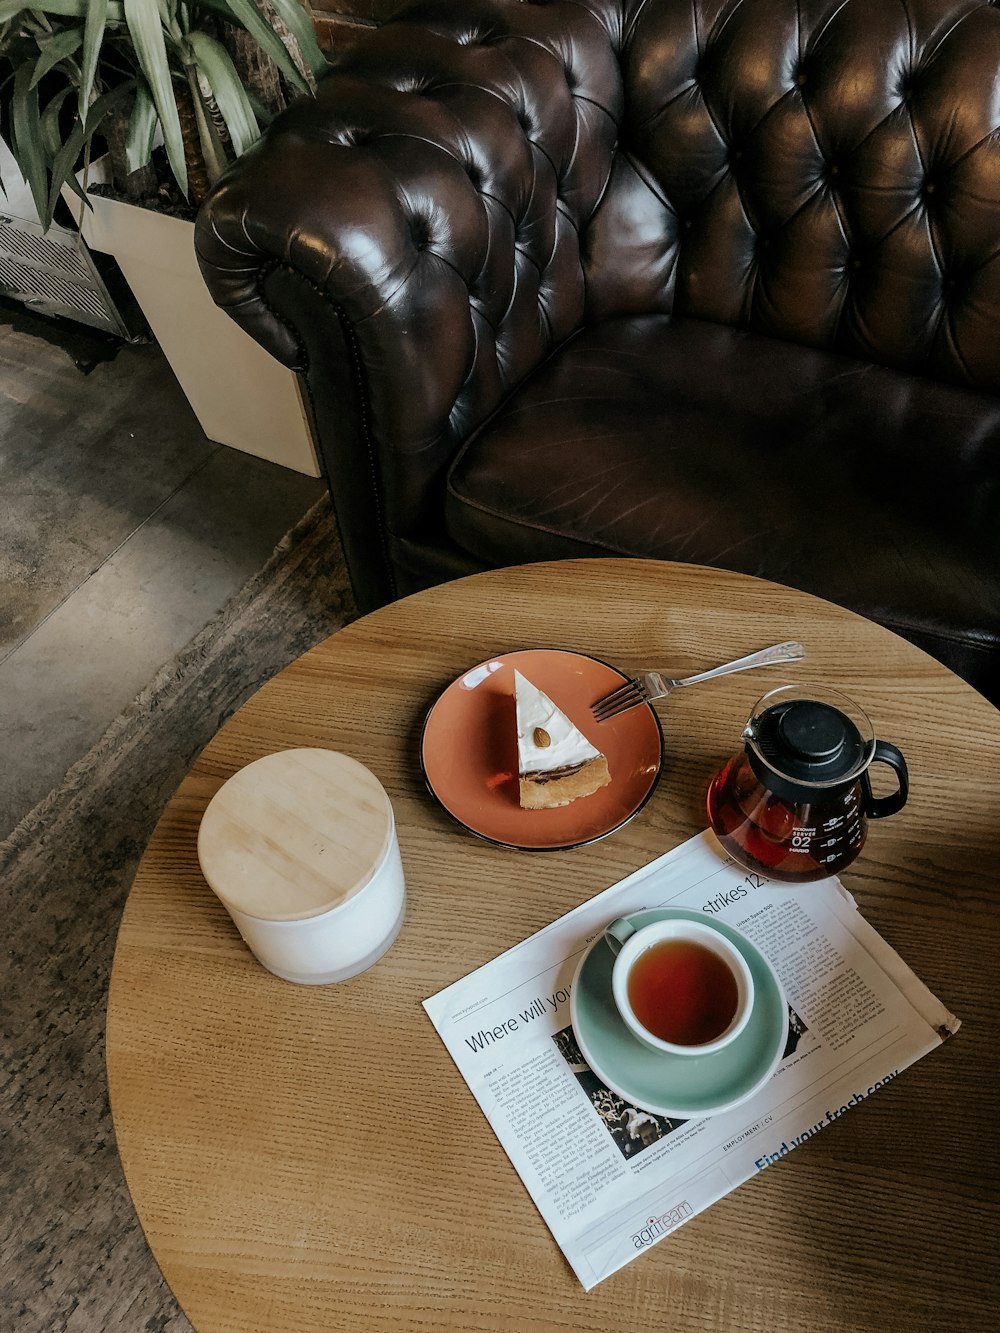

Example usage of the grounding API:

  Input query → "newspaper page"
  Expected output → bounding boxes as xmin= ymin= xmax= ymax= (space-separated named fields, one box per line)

xmin=422 ymin=831 xmax=959 ymax=1290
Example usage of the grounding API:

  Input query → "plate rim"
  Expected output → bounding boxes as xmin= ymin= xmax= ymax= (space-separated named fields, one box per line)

xmin=419 ymin=647 xmax=664 ymax=852
xmin=569 ymin=907 xmax=788 ymax=1119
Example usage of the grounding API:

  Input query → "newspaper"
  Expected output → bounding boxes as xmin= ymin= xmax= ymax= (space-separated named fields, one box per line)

xmin=423 ymin=831 xmax=958 ymax=1290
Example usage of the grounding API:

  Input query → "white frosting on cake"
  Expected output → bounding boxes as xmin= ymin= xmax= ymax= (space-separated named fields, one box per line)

xmin=514 ymin=670 xmax=602 ymax=775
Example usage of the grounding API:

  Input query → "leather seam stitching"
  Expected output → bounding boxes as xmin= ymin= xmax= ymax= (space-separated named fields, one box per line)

xmin=255 ymin=261 xmax=309 ymax=373
xmin=334 ymin=308 xmax=398 ymax=599
xmin=258 ymin=259 xmax=398 ymax=599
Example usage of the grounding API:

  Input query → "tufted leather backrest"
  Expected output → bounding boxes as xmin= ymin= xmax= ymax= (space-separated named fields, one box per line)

xmin=197 ymin=0 xmax=624 ymax=540
xmin=604 ymin=0 xmax=1000 ymax=388
xmin=199 ymin=0 xmax=1000 ymax=405
xmin=197 ymin=0 xmax=1000 ymax=607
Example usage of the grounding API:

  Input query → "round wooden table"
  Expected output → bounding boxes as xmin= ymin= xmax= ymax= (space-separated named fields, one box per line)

xmin=107 ymin=559 xmax=1000 ymax=1331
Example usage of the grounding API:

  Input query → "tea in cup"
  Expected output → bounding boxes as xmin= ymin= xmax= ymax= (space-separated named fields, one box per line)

xmin=604 ymin=917 xmax=754 ymax=1056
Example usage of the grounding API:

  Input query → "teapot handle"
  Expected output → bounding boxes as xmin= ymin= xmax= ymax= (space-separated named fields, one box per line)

xmin=860 ymin=741 xmax=909 ymax=818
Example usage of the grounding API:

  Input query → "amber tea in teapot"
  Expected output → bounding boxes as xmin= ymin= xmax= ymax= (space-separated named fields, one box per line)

xmin=707 ymin=684 xmax=908 ymax=883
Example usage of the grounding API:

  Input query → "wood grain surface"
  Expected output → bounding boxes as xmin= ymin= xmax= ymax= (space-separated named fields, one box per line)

xmin=107 ymin=559 xmax=1000 ymax=1332
xmin=197 ymin=747 xmax=395 ymax=919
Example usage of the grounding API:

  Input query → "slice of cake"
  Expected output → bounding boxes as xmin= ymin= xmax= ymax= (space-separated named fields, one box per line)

xmin=514 ymin=670 xmax=611 ymax=809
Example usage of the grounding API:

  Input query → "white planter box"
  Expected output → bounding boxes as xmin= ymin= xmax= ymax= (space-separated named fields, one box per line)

xmin=62 ymin=167 xmax=320 ymax=477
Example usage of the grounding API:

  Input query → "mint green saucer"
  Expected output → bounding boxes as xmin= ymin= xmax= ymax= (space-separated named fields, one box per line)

xmin=570 ymin=908 xmax=787 ymax=1119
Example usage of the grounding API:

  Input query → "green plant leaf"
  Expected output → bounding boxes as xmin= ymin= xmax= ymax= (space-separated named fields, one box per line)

xmin=0 ymin=0 xmax=69 ymax=17
xmin=262 ymin=0 xmax=328 ymax=80
xmin=46 ymin=76 xmax=132 ymax=221
xmin=197 ymin=0 xmax=309 ymax=94
xmin=0 ymin=0 xmax=124 ymax=19
xmin=61 ymin=168 xmax=88 ymax=206
xmin=124 ymin=75 xmax=157 ymax=172
xmin=39 ymin=83 xmax=73 ymax=156
xmin=28 ymin=27 xmax=83 ymax=89
xmin=11 ymin=62 xmax=50 ymax=224
xmin=78 ymin=0 xmax=109 ymax=113
xmin=122 ymin=0 xmax=187 ymax=196
xmin=181 ymin=59 xmax=226 ymax=184
xmin=185 ymin=29 xmax=258 ymax=156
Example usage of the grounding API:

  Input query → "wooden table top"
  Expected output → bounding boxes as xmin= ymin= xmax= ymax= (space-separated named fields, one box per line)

xmin=107 ymin=559 xmax=1000 ymax=1331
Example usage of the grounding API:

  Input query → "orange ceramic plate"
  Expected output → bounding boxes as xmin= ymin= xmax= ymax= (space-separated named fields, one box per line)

xmin=420 ymin=649 xmax=663 ymax=851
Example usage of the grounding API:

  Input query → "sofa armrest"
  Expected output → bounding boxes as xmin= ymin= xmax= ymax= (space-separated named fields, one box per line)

xmin=195 ymin=0 xmax=623 ymax=608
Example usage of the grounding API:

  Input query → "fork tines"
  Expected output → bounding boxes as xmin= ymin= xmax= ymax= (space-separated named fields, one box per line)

xmin=592 ymin=678 xmax=648 ymax=721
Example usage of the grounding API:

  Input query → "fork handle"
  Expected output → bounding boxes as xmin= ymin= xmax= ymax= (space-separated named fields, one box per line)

xmin=671 ymin=641 xmax=806 ymax=689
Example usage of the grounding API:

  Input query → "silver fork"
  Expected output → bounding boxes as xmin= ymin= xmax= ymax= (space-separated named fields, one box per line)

xmin=591 ymin=641 xmax=806 ymax=721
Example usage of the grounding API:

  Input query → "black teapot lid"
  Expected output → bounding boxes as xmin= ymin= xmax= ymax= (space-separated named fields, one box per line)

xmin=743 ymin=684 xmax=876 ymax=801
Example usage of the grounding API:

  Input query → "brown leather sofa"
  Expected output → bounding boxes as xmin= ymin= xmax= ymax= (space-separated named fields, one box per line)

xmin=195 ymin=0 xmax=1000 ymax=706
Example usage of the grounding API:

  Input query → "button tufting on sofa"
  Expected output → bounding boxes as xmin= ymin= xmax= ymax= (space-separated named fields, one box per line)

xmin=195 ymin=0 xmax=1000 ymax=706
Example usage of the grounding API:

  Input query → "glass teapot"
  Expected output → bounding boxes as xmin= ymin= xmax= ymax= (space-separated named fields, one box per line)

xmin=707 ymin=684 xmax=909 ymax=883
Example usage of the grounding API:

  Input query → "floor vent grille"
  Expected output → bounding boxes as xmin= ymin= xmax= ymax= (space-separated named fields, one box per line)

xmin=0 ymin=212 xmax=134 ymax=337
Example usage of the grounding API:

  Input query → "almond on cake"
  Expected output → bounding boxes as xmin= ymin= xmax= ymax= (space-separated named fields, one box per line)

xmin=514 ymin=670 xmax=611 ymax=809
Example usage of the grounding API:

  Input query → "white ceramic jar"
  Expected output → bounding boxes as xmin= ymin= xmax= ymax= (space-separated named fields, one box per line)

xmin=197 ymin=748 xmax=405 ymax=984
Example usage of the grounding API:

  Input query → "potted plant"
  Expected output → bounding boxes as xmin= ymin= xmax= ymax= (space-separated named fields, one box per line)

xmin=0 ymin=0 xmax=329 ymax=473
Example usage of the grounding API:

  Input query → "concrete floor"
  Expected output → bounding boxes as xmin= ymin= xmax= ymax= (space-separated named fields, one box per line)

xmin=0 ymin=301 xmax=325 ymax=839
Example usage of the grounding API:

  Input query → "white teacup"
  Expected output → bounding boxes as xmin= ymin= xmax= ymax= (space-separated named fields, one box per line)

xmin=604 ymin=916 xmax=755 ymax=1056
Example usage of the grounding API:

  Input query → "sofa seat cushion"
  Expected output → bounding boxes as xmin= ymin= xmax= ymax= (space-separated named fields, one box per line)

xmin=446 ymin=316 xmax=1000 ymax=702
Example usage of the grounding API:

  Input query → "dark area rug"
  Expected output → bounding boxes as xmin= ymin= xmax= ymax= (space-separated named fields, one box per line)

xmin=0 ymin=495 xmax=357 ymax=1331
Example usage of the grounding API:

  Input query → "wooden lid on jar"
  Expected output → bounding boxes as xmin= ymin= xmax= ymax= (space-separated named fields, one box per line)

xmin=197 ymin=749 xmax=395 ymax=922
